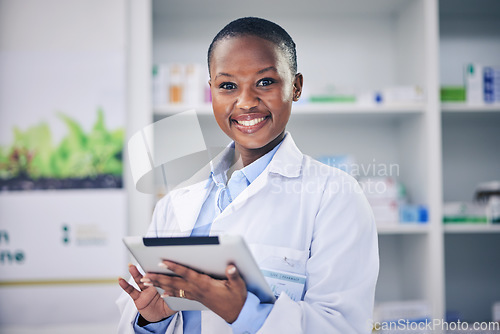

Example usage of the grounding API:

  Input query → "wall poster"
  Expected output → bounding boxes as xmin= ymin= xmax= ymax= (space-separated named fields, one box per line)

xmin=0 ymin=50 xmax=127 ymax=325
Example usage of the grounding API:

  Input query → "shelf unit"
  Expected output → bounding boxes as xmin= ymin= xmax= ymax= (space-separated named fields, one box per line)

xmin=126 ymin=0 xmax=500 ymax=323
xmin=439 ymin=0 xmax=500 ymax=323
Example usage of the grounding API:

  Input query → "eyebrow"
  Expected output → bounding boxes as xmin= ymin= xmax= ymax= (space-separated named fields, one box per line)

xmin=214 ymin=66 xmax=278 ymax=81
xmin=257 ymin=66 xmax=278 ymax=75
xmin=214 ymin=72 xmax=233 ymax=80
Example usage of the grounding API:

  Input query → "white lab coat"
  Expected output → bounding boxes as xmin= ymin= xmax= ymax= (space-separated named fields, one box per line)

xmin=117 ymin=133 xmax=379 ymax=334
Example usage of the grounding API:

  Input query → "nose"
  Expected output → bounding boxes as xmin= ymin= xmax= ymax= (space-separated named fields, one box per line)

xmin=235 ymin=87 xmax=259 ymax=110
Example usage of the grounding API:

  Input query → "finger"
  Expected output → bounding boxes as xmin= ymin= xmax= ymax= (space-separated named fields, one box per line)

xmin=145 ymin=273 xmax=195 ymax=300
xmin=118 ymin=277 xmax=141 ymax=301
xmin=145 ymin=272 xmax=185 ymax=292
xmin=160 ymin=260 xmax=198 ymax=281
xmin=226 ymin=265 xmax=246 ymax=291
xmin=129 ymin=264 xmax=147 ymax=290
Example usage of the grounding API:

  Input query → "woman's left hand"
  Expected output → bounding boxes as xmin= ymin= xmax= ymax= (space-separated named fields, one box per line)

xmin=142 ymin=261 xmax=247 ymax=323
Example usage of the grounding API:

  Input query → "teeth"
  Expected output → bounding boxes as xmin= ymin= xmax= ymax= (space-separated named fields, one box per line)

xmin=236 ymin=117 xmax=265 ymax=127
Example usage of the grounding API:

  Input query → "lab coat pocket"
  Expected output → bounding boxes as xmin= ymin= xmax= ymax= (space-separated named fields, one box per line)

xmin=249 ymin=243 xmax=308 ymax=302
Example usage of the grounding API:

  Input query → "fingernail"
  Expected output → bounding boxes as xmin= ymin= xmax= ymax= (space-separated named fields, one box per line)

xmin=143 ymin=282 xmax=153 ymax=287
xmin=158 ymin=262 xmax=168 ymax=268
xmin=228 ymin=266 xmax=236 ymax=275
xmin=160 ymin=292 xmax=169 ymax=298
xmin=140 ymin=278 xmax=151 ymax=283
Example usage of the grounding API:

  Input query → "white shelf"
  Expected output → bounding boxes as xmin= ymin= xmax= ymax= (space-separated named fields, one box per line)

xmin=444 ymin=224 xmax=500 ymax=234
xmin=377 ymin=224 xmax=430 ymax=235
xmin=154 ymin=103 xmax=426 ymax=116
xmin=442 ymin=103 xmax=500 ymax=113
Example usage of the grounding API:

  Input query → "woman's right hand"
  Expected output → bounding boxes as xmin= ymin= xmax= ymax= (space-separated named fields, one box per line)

xmin=118 ymin=264 xmax=177 ymax=323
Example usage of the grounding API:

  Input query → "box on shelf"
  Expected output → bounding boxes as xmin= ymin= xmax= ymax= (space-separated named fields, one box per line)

xmin=308 ymin=85 xmax=356 ymax=104
xmin=464 ymin=63 xmax=484 ymax=105
xmin=152 ymin=64 xmax=168 ymax=106
xmin=356 ymin=90 xmax=383 ymax=106
xmin=356 ymin=86 xmax=424 ymax=106
xmin=484 ymin=66 xmax=500 ymax=104
xmin=474 ymin=181 xmax=500 ymax=223
xmin=359 ymin=177 xmax=401 ymax=226
xmin=152 ymin=63 xmax=210 ymax=107
xmin=443 ymin=202 xmax=487 ymax=224
xmin=381 ymin=86 xmax=425 ymax=105
xmin=400 ymin=204 xmax=428 ymax=224
xmin=359 ymin=177 xmax=427 ymax=226
xmin=461 ymin=63 xmax=500 ymax=105
xmin=487 ymin=196 xmax=500 ymax=224
xmin=440 ymin=86 xmax=466 ymax=102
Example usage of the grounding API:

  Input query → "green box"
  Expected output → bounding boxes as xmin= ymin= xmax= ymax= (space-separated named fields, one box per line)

xmin=440 ymin=86 xmax=466 ymax=102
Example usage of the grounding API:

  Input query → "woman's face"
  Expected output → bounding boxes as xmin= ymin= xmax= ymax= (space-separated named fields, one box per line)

xmin=209 ymin=35 xmax=303 ymax=156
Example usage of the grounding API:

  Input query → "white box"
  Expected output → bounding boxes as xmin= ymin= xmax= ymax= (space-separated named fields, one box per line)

xmin=464 ymin=63 xmax=484 ymax=105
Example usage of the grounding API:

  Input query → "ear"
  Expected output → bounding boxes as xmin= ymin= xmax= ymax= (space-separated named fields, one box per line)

xmin=208 ymin=79 xmax=212 ymax=88
xmin=292 ymin=73 xmax=304 ymax=102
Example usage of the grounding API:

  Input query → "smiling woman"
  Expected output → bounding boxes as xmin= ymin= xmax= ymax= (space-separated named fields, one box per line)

xmin=118 ymin=17 xmax=378 ymax=334
xmin=208 ymin=28 xmax=302 ymax=166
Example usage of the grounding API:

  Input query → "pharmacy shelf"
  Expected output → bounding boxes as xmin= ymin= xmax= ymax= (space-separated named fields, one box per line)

xmin=154 ymin=103 xmax=426 ymax=116
xmin=377 ymin=224 xmax=430 ymax=235
xmin=439 ymin=0 xmax=500 ymax=322
xmin=441 ymin=103 xmax=500 ymax=113
xmin=444 ymin=224 xmax=500 ymax=234
xmin=148 ymin=0 xmax=444 ymax=322
xmin=123 ymin=0 xmax=499 ymax=327
xmin=140 ymin=0 xmax=451 ymax=324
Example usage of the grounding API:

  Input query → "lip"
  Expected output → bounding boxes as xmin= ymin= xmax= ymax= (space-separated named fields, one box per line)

xmin=231 ymin=113 xmax=270 ymax=134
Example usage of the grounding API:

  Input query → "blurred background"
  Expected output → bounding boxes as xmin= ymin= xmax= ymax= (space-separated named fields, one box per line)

xmin=0 ymin=0 xmax=499 ymax=332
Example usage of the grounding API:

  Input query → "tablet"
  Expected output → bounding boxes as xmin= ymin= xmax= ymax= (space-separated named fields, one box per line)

xmin=123 ymin=234 xmax=275 ymax=311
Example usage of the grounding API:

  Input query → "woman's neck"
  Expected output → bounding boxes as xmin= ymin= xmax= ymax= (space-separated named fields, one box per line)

xmin=234 ymin=131 xmax=285 ymax=167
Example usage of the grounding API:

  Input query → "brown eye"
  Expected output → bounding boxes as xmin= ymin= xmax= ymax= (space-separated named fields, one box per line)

xmin=220 ymin=82 xmax=237 ymax=90
xmin=257 ymin=78 xmax=275 ymax=87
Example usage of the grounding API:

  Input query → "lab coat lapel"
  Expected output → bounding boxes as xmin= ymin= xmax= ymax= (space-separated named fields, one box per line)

xmin=212 ymin=133 xmax=303 ymax=229
xmin=169 ymin=180 xmax=210 ymax=234
xmin=168 ymin=143 xmax=234 ymax=234
xmin=267 ymin=132 xmax=303 ymax=178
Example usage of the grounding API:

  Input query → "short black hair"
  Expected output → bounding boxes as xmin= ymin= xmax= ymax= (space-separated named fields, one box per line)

xmin=207 ymin=17 xmax=297 ymax=76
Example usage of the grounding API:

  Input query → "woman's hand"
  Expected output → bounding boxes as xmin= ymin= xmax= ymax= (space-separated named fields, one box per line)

xmin=118 ymin=264 xmax=177 ymax=323
xmin=143 ymin=261 xmax=247 ymax=323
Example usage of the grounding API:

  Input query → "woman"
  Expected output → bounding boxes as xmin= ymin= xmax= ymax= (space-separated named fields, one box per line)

xmin=118 ymin=17 xmax=379 ymax=334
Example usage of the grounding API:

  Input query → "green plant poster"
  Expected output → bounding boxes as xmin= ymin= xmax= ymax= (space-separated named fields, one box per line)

xmin=0 ymin=109 xmax=124 ymax=190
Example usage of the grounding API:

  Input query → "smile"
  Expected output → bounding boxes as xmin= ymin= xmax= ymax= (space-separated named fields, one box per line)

xmin=231 ymin=114 xmax=270 ymax=134
xmin=235 ymin=117 xmax=266 ymax=127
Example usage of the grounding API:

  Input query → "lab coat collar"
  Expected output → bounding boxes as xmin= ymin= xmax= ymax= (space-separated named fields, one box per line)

xmin=267 ymin=132 xmax=303 ymax=178
xmin=168 ymin=132 xmax=303 ymax=232
xmin=168 ymin=140 xmax=238 ymax=232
